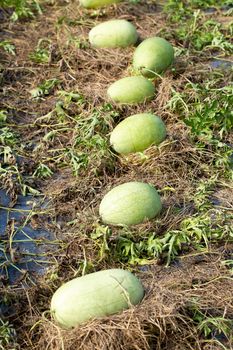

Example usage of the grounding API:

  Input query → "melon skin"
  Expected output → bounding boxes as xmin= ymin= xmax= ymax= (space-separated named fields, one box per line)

xmin=99 ymin=182 xmax=162 ymax=226
xmin=51 ymin=269 xmax=144 ymax=328
xmin=110 ymin=113 xmax=166 ymax=154
xmin=80 ymin=0 xmax=122 ymax=9
xmin=89 ymin=20 xmax=138 ymax=48
xmin=107 ymin=76 xmax=155 ymax=104
xmin=133 ymin=37 xmax=174 ymax=78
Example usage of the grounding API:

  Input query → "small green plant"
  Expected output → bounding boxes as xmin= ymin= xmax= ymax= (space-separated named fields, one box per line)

xmin=30 ymin=78 xmax=60 ymax=99
xmin=193 ymin=176 xmax=217 ymax=211
xmin=190 ymin=305 xmax=233 ymax=340
xmin=129 ymin=0 xmax=141 ymax=4
xmin=164 ymin=2 xmax=232 ymax=55
xmin=57 ymin=90 xmax=85 ymax=107
xmin=33 ymin=163 xmax=53 ymax=178
xmin=91 ymin=225 xmax=112 ymax=261
xmin=166 ymin=71 xmax=233 ymax=178
xmin=0 ymin=127 xmax=18 ymax=146
xmin=0 ymin=40 xmax=16 ymax=55
xmin=0 ymin=110 xmax=8 ymax=125
xmin=0 ymin=146 xmax=14 ymax=164
xmin=115 ymin=234 xmax=164 ymax=265
xmin=198 ymin=317 xmax=233 ymax=339
xmin=33 ymin=95 xmax=116 ymax=176
xmin=102 ymin=208 xmax=233 ymax=266
xmin=29 ymin=47 xmax=49 ymax=63
xmin=65 ymin=149 xmax=89 ymax=176
xmin=29 ymin=39 xmax=51 ymax=63
xmin=166 ymin=88 xmax=189 ymax=113
xmin=1 ymin=0 xmax=42 ymax=21
xmin=221 ymin=260 xmax=233 ymax=275
xmin=184 ymin=83 xmax=233 ymax=139
xmin=164 ymin=0 xmax=229 ymax=21
xmin=67 ymin=35 xmax=89 ymax=49
xmin=0 ymin=164 xmax=40 ymax=196
xmin=0 ymin=318 xmax=17 ymax=350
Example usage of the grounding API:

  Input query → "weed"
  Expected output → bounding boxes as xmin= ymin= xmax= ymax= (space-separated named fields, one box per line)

xmin=190 ymin=305 xmax=233 ymax=340
xmin=189 ymin=20 xmax=232 ymax=52
xmin=164 ymin=0 xmax=229 ymax=21
xmin=29 ymin=39 xmax=51 ymax=64
xmin=57 ymin=90 xmax=85 ymax=107
xmin=166 ymin=88 xmax=189 ymax=113
xmin=0 ymin=145 xmax=14 ymax=164
xmin=193 ymin=176 xmax=217 ymax=211
xmin=34 ymin=98 xmax=116 ymax=175
xmin=0 ymin=164 xmax=40 ymax=195
xmin=0 ymin=127 xmax=18 ymax=146
xmin=66 ymin=35 xmax=89 ymax=49
xmin=115 ymin=234 xmax=165 ymax=265
xmin=0 ymin=318 xmax=17 ymax=350
xmin=167 ymin=73 xmax=233 ymax=178
xmin=29 ymin=47 xmax=49 ymax=63
xmin=33 ymin=163 xmax=53 ymax=178
xmin=91 ymin=225 xmax=112 ymax=261
xmin=183 ymin=83 xmax=233 ymax=139
xmin=0 ymin=110 xmax=7 ymax=125
xmin=98 ymin=208 xmax=233 ymax=267
xmin=221 ymin=260 xmax=233 ymax=275
xmin=198 ymin=316 xmax=233 ymax=338
xmin=164 ymin=3 xmax=232 ymax=54
xmin=30 ymin=78 xmax=61 ymax=99
xmin=0 ymin=40 xmax=15 ymax=55
xmin=129 ymin=0 xmax=141 ymax=4
xmin=1 ymin=0 xmax=42 ymax=21
xmin=65 ymin=149 xmax=89 ymax=176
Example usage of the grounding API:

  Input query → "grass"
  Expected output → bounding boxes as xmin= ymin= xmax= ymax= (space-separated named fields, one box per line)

xmin=0 ymin=318 xmax=17 ymax=350
xmin=1 ymin=0 xmax=42 ymax=21
xmin=164 ymin=0 xmax=232 ymax=20
xmin=187 ymin=304 xmax=233 ymax=349
xmin=30 ymin=78 xmax=61 ymax=99
xmin=0 ymin=41 xmax=15 ymax=55
xmin=167 ymin=75 xmax=233 ymax=178
xmin=0 ymin=0 xmax=233 ymax=349
xmin=28 ymin=39 xmax=51 ymax=64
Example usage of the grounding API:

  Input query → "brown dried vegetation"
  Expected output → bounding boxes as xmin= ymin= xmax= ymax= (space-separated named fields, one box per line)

xmin=0 ymin=0 xmax=233 ymax=349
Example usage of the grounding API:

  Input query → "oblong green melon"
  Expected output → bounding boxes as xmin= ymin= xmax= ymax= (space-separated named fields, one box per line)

xmin=133 ymin=37 xmax=174 ymax=78
xmin=99 ymin=182 xmax=162 ymax=226
xmin=110 ymin=113 xmax=166 ymax=154
xmin=107 ymin=76 xmax=155 ymax=104
xmin=51 ymin=269 xmax=144 ymax=328
xmin=80 ymin=0 xmax=122 ymax=9
xmin=89 ymin=20 xmax=138 ymax=48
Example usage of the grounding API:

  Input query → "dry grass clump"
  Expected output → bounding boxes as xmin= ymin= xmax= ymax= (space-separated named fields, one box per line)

xmin=16 ymin=251 xmax=232 ymax=350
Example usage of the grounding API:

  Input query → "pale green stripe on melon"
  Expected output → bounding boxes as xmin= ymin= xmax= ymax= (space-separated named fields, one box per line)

xmin=110 ymin=113 xmax=166 ymax=154
xmin=89 ymin=20 xmax=138 ymax=48
xmin=99 ymin=182 xmax=162 ymax=226
xmin=80 ymin=0 xmax=122 ymax=9
xmin=107 ymin=76 xmax=155 ymax=104
xmin=51 ymin=269 xmax=144 ymax=328
xmin=133 ymin=37 xmax=174 ymax=78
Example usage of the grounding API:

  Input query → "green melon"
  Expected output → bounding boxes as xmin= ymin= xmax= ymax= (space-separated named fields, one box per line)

xmin=110 ymin=113 xmax=166 ymax=154
xmin=107 ymin=76 xmax=155 ymax=104
xmin=133 ymin=37 xmax=174 ymax=78
xmin=89 ymin=20 xmax=138 ymax=48
xmin=51 ymin=269 xmax=144 ymax=328
xmin=80 ymin=0 xmax=122 ymax=9
xmin=99 ymin=182 xmax=162 ymax=226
